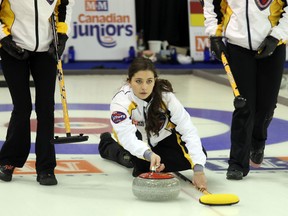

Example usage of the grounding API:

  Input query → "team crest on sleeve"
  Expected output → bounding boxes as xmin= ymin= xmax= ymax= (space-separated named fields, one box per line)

xmin=254 ymin=0 xmax=272 ymax=10
xmin=46 ymin=0 xmax=54 ymax=5
xmin=111 ymin=111 xmax=127 ymax=124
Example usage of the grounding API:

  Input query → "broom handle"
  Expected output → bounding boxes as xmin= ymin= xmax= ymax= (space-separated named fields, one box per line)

xmin=197 ymin=0 xmax=240 ymax=97
xmin=221 ymin=53 xmax=241 ymax=97
xmin=174 ymin=172 xmax=210 ymax=195
xmin=51 ymin=14 xmax=71 ymax=136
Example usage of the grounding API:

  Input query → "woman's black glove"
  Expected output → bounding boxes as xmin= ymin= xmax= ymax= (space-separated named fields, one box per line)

xmin=48 ymin=33 xmax=68 ymax=60
xmin=0 ymin=35 xmax=29 ymax=60
xmin=210 ymin=36 xmax=228 ymax=61
xmin=255 ymin=35 xmax=279 ymax=59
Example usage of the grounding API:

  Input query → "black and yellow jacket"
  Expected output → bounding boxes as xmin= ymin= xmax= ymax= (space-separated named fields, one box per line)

xmin=0 ymin=0 xmax=74 ymax=52
xmin=204 ymin=0 xmax=288 ymax=50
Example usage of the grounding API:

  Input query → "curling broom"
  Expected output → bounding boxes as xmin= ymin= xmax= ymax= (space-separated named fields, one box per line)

xmin=198 ymin=0 xmax=246 ymax=109
xmin=50 ymin=14 xmax=89 ymax=144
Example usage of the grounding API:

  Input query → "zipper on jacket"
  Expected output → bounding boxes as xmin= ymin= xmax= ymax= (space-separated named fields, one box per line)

xmin=246 ymin=0 xmax=252 ymax=50
xmin=33 ymin=0 xmax=39 ymax=51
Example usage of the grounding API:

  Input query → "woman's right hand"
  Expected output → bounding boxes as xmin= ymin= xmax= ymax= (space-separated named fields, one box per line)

xmin=150 ymin=153 xmax=165 ymax=172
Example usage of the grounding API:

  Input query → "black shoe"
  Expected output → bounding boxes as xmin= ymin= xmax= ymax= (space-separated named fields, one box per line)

xmin=100 ymin=132 xmax=112 ymax=140
xmin=100 ymin=132 xmax=134 ymax=168
xmin=250 ymin=148 xmax=264 ymax=168
xmin=226 ymin=170 xmax=243 ymax=180
xmin=37 ymin=173 xmax=58 ymax=186
xmin=119 ymin=151 xmax=134 ymax=168
xmin=0 ymin=165 xmax=15 ymax=182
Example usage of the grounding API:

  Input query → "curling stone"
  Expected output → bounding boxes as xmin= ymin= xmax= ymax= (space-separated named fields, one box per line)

xmin=132 ymin=172 xmax=181 ymax=201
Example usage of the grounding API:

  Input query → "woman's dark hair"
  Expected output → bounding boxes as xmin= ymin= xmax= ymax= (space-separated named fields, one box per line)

xmin=128 ymin=57 xmax=174 ymax=137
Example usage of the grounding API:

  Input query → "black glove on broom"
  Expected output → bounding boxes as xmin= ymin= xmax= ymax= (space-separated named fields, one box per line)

xmin=210 ymin=36 xmax=228 ymax=61
xmin=48 ymin=33 xmax=68 ymax=60
xmin=0 ymin=35 xmax=29 ymax=60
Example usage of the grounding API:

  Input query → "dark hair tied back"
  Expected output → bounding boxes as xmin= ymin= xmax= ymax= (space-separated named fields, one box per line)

xmin=146 ymin=78 xmax=174 ymax=137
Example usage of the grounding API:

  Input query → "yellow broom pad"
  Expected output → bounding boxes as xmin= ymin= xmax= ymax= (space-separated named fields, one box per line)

xmin=199 ymin=193 xmax=240 ymax=206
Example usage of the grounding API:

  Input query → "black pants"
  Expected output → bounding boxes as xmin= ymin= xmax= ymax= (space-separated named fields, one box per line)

xmin=99 ymin=131 xmax=206 ymax=175
xmin=0 ymin=50 xmax=57 ymax=174
xmin=226 ymin=43 xmax=285 ymax=175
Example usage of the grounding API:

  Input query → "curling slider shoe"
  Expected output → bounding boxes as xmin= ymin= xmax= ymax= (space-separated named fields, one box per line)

xmin=51 ymin=133 xmax=89 ymax=144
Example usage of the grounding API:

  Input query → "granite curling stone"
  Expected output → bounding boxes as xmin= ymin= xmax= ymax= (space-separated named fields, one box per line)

xmin=132 ymin=172 xmax=181 ymax=201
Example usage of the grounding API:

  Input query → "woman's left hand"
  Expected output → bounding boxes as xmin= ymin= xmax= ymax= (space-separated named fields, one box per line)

xmin=192 ymin=171 xmax=207 ymax=190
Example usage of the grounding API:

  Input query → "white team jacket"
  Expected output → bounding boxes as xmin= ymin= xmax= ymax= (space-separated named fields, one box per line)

xmin=110 ymin=84 xmax=206 ymax=167
xmin=0 ymin=0 xmax=74 ymax=52
xmin=204 ymin=0 xmax=288 ymax=50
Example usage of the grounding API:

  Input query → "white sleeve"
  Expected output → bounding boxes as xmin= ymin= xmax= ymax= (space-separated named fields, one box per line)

xmin=164 ymin=93 xmax=206 ymax=167
xmin=110 ymin=99 xmax=150 ymax=159
xmin=203 ymin=0 xmax=225 ymax=36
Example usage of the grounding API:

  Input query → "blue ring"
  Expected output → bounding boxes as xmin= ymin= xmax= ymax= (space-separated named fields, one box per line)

xmin=1 ymin=103 xmax=288 ymax=153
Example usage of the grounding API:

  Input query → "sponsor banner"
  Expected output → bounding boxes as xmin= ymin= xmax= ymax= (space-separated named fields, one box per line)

xmin=66 ymin=0 xmax=136 ymax=60
xmin=188 ymin=0 xmax=206 ymax=61
xmin=189 ymin=0 xmax=204 ymax=26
